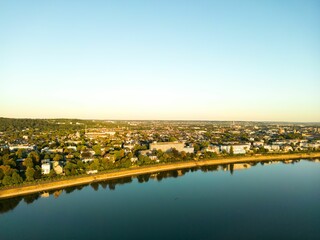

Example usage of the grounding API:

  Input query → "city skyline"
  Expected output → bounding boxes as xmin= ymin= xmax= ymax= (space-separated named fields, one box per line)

xmin=1 ymin=0 xmax=320 ymax=122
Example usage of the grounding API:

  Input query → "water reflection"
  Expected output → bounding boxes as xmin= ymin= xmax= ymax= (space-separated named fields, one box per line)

xmin=0 ymin=158 xmax=317 ymax=214
xmin=0 ymin=197 xmax=22 ymax=214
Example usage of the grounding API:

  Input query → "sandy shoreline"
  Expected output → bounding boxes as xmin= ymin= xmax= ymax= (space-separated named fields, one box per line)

xmin=1 ymin=152 xmax=320 ymax=199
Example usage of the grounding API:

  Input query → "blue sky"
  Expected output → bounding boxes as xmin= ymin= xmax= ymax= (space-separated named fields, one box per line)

xmin=1 ymin=0 xmax=319 ymax=121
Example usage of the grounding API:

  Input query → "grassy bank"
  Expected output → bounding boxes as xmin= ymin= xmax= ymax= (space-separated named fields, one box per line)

xmin=1 ymin=152 xmax=320 ymax=199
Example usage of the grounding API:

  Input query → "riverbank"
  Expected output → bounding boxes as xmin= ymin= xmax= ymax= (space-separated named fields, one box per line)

xmin=1 ymin=152 xmax=320 ymax=199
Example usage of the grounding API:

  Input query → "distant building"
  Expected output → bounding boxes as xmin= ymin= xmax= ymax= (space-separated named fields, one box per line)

xmin=82 ymin=158 xmax=94 ymax=163
xmin=220 ymin=144 xmax=250 ymax=154
xmin=205 ymin=145 xmax=220 ymax=154
xmin=253 ymin=141 xmax=264 ymax=147
xmin=264 ymin=145 xmax=280 ymax=152
xmin=41 ymin=159 xmax=51 ymax=174
xmin=67 ymin=146 xmax=77 ymax=151
xmin=150 ymin=142 xmax=194 ymax=153
xmin=9 ymin=144 xmax=35 ymax=151
xmin=41 ymin=147 xmax=63 ymax=154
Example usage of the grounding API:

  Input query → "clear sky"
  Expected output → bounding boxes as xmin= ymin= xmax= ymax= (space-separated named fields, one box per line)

xmin=1 ymin=0 xmax=319 ymax=122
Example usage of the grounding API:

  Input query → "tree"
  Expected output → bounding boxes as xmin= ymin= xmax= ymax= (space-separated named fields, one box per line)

xmin=0 ymin=165 xmax=14 ymax=176
xmin=23 ymin=157 xmax=34 ymax=168
xmin=92 ymin=145 xmax=102 ymax=156
xmin=168 ymin=136 xmax=177 ymax=142
xmin=89 ymin=159 xmax=100 ymax=170
xmin=2 ymin=175 xmax=13 ymax=186
xmin=48 ymin=169 xmax=57 ymax=178
xmin=12 ymin=172 xmax=23 ymax=184
xmin=230 ymin=146 xmax=234 ymax=155
xmin=28 ymin=151 xmax=40 ymax=163
xmin=114 ymin=150 xmax=125 ymax=161
xmin=229 ymin=164 xmax=234 ymax=175
xmin=0 ymin=168 xmax=4 ymax=181
xmin=53 ymin=154 xmax=62 ymax=162
xmin=16 ymin=149 xmax=26 ymax=159
xmin=193 ymin=144 xmax=200 ymax=152
xmin=3 ymin=158 xmax=16 ymax=168
xmin=25 ymin=167 xmax=35 ymax=181
xmin=200 ymin=141 xmax=210 ymax=149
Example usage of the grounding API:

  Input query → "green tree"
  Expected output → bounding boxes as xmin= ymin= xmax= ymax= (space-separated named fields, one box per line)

xmin=25 ymin=167 xmax=35 ymax=181
xmin=114 ymin=150 xmax=125 ymax=161
xmin=193 ymin=144 xmax=200 ymax=152
xmin=168 ymin=136 xmax=177 ymax=142
xmin=0 ymin=165 xmax=14 ymax=176
xmin=12 ymin=172 xmax=23 ymax=184
xmin=48 ymin=169 xmax=57 ymax=178
xmin=0 ymin=168 xmax=4 ymax=181
xmin=53 ymin=154 xmax=62 ymax=161
xmin=230 ymin=146 xmax=234 ymax=155
xmin=93 ymin=145 xmax=102 ymax=156
xmin=200 ymin=141 xmax=210 ymax=149
xmin=2 ymin=175 xmax=13 ymax=186
xmin=28 ymin=151 xmax=40 ymax=163
xmin=16 ymin=149 xmax=26 ymax=159
xmin=23 ymin=157 xmax=34 ymax=168
xmin=89 ymin=159 xmax=100 ymax=170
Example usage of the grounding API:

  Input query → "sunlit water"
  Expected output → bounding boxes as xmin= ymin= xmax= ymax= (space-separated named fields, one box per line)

xmin=1 ymin=159 xmax=319 ymax=240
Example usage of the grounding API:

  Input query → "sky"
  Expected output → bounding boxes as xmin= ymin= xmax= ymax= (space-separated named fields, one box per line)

xmin=1 ymin=0 xmax=320 ymax=122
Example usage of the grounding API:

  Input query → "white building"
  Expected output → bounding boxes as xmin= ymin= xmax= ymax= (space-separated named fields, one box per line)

xmin=86 ymin=170 xmax=98 ymax=174
xmin=253 ymin=141 xmax=264 ymax=147
xmin=41 ymin=160 xmax=51 ymax=174
xmin=264 ymin=145 xmax=280 ymax=151
xmin=9 ymin=144 xmax=35 ymax=151
xmin=220 ymin=144 xmax=250 ymax=154
xmin=150 ymin=142 xmax=194 ymax=153
xmin=205 ymin=145 xmax=220 ymax=154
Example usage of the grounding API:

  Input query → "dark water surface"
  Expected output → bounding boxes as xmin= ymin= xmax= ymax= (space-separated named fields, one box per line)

xmin=1 ymin=159 xmax=319 ymax=240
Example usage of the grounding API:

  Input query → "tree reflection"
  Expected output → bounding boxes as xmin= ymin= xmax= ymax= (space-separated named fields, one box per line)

xmin=90 ymin=182 xmax=99 ymax=191
xmin=229 ymin=164 xmax=234 ymax=175
xmin=137 ymin=174 xmax=150 ymax=183
xmin=0 ymin=197 xmax=22 ymax=214
xmin=23 ymin=193 xmax=40 ymax=204
xmin=64 ymin=186 xmax=77 ymax=194
xmin=100 ymin=181 xmax=108 ymax=189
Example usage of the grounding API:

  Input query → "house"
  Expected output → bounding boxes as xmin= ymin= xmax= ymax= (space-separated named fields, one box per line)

xmin=66 ymin=146 xmax=77 ymax=151
xmin=82 ymin=158 xmax=94 ymax=163
xmin=86 ymin=170 xmax=98 ymax=174
xmin=41 ymin=159 xmax=51 ymax=174
xmin=264 ymin=145 xmax=280 ymax=152
xmin=9 ymin=144 xmax=35 ymax=151
xmin=149 ymin=155 xmax=158 ymax=161
xmin=253 ymin=141 xmax=264 ymax=147
xmin=41 ymin=147 xmax=63 ymax=154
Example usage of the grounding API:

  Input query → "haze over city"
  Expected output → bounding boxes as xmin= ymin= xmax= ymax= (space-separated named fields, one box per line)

xmin=1 ymin=0 xmax=319 ymax=121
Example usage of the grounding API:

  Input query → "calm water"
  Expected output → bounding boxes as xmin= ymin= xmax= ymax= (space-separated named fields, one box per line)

xmin=1 ymin=159 xmax=319 ymax=240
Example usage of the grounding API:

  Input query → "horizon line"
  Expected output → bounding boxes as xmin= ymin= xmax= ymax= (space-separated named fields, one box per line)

xmin=1 ymin=116 xmax=320 ymax=124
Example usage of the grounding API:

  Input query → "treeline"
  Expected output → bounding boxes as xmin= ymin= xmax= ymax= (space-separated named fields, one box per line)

xmin=0 ymin=118 xmax=133 ymax=132
xmin=0 ymin=118 xmax=82 ymax=132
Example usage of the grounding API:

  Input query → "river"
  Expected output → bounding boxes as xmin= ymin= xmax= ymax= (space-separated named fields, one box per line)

xmin=0 ymin=159 xmax=319 ymax=240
